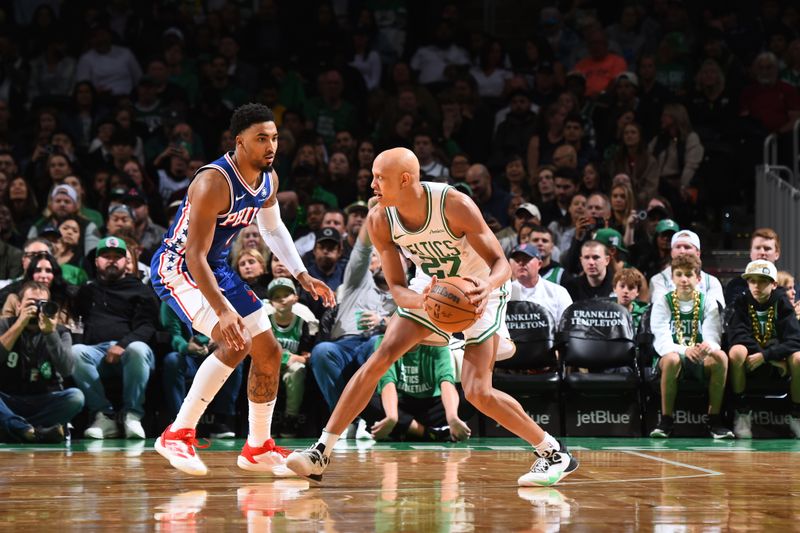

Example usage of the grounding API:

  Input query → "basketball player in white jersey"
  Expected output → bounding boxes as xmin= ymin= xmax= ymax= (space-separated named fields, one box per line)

xmin=287 ymin=147 xmax=578 ymax=486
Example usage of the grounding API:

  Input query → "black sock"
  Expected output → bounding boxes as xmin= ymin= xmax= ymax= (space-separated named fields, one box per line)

xmin=661 ymin=415 xmax=674 ymax=426
xmin=708 ymin=414 xmax=723 ymax=426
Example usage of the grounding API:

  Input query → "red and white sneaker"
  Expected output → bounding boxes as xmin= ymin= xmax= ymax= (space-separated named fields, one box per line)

xmin=154 ymin=425 xmax=209 ymax=476
xmin=237 ymin=438 xmax=292 ymax=473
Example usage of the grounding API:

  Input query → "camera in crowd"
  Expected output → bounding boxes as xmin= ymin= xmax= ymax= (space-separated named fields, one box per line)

xmin=34 ymin=300 xmax=59 ymax=319
xmin=586 ymin=216 xmax=606 ymax=232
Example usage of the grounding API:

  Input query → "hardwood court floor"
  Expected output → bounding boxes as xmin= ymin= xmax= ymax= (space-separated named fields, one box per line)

xmin=1 ymin=437 xmax=799 ymax=532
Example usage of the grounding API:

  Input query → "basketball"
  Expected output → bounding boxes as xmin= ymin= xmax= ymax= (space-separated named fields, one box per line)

xmin=423 ymin=277 xmax=478 ymax=333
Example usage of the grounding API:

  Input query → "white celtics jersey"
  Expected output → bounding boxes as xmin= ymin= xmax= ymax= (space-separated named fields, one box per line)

xmin=386 ymin=182 xmax=490 ymax=282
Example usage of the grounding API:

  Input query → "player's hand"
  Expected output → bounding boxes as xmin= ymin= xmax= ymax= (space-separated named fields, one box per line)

xmin=448 ymin=417 xmax=472 ymax=442
xmin=218 ymin=308 xmax=247 ymax=351
xmin=105 ymin=344 xmax=125 ymax=364
xmin=420 ymin=275 xmax=438 ymax=309
xmin=696 ymin=341 xmax=712 ymax=356
xmin=371 ymin=417 xmax=397 ymax=440
xmin=746 ymin=352 xmax=765 ymax=371
xmin=461 ymin=276 xmax=490 ymax=317
xmin=297 ymin=272 xmax=336 ymax=307
xmin=367 ymin=196 xmax=380 ymax=210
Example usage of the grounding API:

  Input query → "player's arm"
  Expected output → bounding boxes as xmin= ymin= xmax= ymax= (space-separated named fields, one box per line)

xmin=257 ymin=169 xmax=335 ymax=307
xmin=367 ymin=206 xmax=426 ymax=309
xmin=185 ymin=169 xmax=246 ymax=350
xmin=444 ymin=190 xmax=511 ymax=315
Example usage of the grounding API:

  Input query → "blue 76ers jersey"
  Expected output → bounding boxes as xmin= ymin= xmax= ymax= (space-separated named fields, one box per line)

xmin=153 ymin=151 xmax=272 ymax=276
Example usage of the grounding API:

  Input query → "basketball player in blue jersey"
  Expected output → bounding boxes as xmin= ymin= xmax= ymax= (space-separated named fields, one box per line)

xmin=151 ymin=104 xmax=335 ymax=476
xmin=287 ymin=147 xmax=578 ymax=486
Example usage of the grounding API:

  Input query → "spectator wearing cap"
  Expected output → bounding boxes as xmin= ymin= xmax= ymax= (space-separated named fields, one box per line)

xmin=343 ymin=201 xmax=369 ymax=260
xmin=302 ymin=227 xmax=346 ymax=318
xmin=309 ymin=208 xmax=395 ymax=416
xmin=71 ymin=236 xmax=158 ymax=440
xmin=414 ymin=131 xmax=449 ymax=182
xmin=573 ymin=29 xmax=627 ymax=97
xmin=464 ymin=164 xmax=512 ymax=231
xmin=540 ymin=166 xmax=579 ymax=227
xmin=637 ymin=218 xmax=680 ymax=280
xmin=266 ymin=277 xmax=317 ymax=437
xmin=727 ymin=259 xmax=800 ymax=439
xmin=498 ymin=202 xmax=541 ymax=256
xmin=491 ymin=90 xmax=538 ymax=171
xmin=649 ymin=229 xmax=725 ymax=308
xmin=594 ymin=227 xmax=629 ymax=274
xmin=112 ymin=184 xmax=166 ymax=262
xmin=105 ymin=204 xmax=136 ymax=239
xmin=510 ymin=243 xmax=573 ymax=323
xmin=564 ymin=240 xmax=614 ymax=301
xmin=28 ymin=184 xmax=100 ymax=257
xmin=75 ymin=25 xmax=142 ymax=96
xmin=724 ymin=228 xmax=783 ymax=307
xmin=62 ymin=174 xmax=104 ymax=230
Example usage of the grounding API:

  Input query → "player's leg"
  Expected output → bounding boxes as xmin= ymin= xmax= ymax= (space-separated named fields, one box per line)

xmin=651 ymin=352 xmax=680 ymax=438
xmin=788 ymin=352 xmax=800 ymax=438
xmin=460 ymin=335 xmax=577 ymax=486
xmin=238 ymin=329 xmax=291 ymax=472
xmin=728 ymin=345 xmax=752 ymax=438
xmin=704 ymin=350 xmax=733 ymax=439
xmin=286 ymin=316 xmax=431 ymax=481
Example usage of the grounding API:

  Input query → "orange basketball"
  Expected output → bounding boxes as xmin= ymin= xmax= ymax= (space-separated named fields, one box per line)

xmin=423 ymin=277 xmax=478 ymax=333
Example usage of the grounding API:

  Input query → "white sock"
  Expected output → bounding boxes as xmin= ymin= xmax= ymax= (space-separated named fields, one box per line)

xmin=247 ymin=399 xmax=276 ymax=447
xmin=534 ymin=432 xmax=560 ymax=454
xmin=173 ymin=355 xmax=234 ymax=430
xmin=316 ymin=429 xmax=340 ymax=457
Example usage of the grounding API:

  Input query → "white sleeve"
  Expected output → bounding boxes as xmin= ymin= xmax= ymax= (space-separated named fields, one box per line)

xmin=652 ymin=296 xmax=686 ymax=356
xmin=701 ymin=297 xmax=722 ymax=350
xmin=649 ymin=271 xmax=668 ymax=304
xmin=708 ymin=275 xmax=726 ymax=309
xmin=256 ymin=203 xmax=307 ymax=277
xmin=556 ymin=285 xmax=573 ymax=324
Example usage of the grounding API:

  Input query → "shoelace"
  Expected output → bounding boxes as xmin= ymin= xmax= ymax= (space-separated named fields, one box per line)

xmin=172 ymin=429 xmax=211 ymax=453
xmin=532 ymin=457 xmax=551 ymax=473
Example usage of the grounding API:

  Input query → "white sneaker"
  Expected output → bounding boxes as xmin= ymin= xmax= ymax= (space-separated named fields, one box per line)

xmin=518 ymin=444 xmax=579 ymax=487
xmin=286 ymin=443 xmax=330 ymax=483
xmin=154 ymin=490 xmax=208 ymax=523
xmin=124 ymin=413 xmax=146 ymax=439
xmin=237 ymin=438 xmax=291 ymax=473
xmin=789 ymin=416 xmax=800 ymax=439
xmin=733 ymin=412 xmax=752 ymax=439
xmin=84 ymin=412 xmax=120 ymax=439
xmin=355 ymin=418 xmax=373 ymax=440
xmin=154 ymin=425 xmax=209 ymax=476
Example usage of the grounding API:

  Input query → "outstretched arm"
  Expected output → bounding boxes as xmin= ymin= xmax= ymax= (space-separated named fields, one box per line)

xmin=257 ymin=170 xmax=335 ymax=307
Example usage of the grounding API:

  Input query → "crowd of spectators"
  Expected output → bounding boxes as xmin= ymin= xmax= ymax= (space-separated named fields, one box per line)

xmin=1 ymin=1 xmax=800 ymax=443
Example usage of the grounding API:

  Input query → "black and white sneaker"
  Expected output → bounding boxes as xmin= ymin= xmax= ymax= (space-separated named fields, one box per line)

xmin=285 ymin=443 xmax=330 ymax=483
xmin=650 ymin=416 xmax=674 ymax=438
xmin=518 ymin=442 xmax=579 ymax=487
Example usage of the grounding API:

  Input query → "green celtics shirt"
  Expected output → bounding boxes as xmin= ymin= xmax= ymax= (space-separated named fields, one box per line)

xmin=377 ymin=342 xmax=456 ymax=399
xmin=269 ymin=315 xmax=313 ymax=365
xmin=666 ymin=291 xmax=705 ymax=345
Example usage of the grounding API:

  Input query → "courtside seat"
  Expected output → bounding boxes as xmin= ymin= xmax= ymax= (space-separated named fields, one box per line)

xmin=487 ymin=301 xmax=561 ymax=436
xmin=557 ymin=299 xmax=642 ymax=436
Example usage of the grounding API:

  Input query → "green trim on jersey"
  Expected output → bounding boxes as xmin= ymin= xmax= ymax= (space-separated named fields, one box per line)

xmin=440 ymin=186 xmax=459 ymax=240
xmin=395 ymin=307 xmax=450 ymax=342
xmin=464 ymin=284 xmax=509 ymax=346
xmin=391 ymin=183 xmax=433 ymax=236
xmin=543 ymin=265 xmax=563 ymax=284
xmin=665 ymin=291 xmax=705 ymax=345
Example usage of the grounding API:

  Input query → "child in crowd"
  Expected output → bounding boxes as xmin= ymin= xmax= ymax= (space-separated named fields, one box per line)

xmin=266 ymin=278 xmax=316 ymax=437
xmin=776 ymin=270 xmax=800 ymax=320
xmin=649 ymin=254 xmax=733 ymax=439
xmin=727 ymin=261 xmax=800 ymax=438
xmin=612 ymin=267 xmax=650 ymax=330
